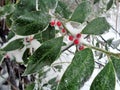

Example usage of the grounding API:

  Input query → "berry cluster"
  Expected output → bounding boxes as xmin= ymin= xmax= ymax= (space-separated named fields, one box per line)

xmin=50 ymin=20 xmax=66 ymax=34
xmin=68 ymin=33 xmax=84 ymax=51
xmin=50 ymin=20 xmax=84 ymax=51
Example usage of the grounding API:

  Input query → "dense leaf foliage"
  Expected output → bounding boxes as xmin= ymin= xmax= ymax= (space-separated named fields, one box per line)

xmin=0 ymin=0 xmax=119 ymax=90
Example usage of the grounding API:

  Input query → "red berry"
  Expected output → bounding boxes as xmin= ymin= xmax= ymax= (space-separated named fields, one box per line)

xmin=69 ymin=35 xmax=74 ymax=41
xmin=50 ymin=21 xmax=55 ymax=26
xmin=79 ymin=45 xmax=84 ymax=50
xmin=61 ymin=28 xmax=66 ymax=33
xmin=76 ymin=33 xmax=81 ymax=38
xmin=74 ymin=39 xmax=79 ymax=45
xmin=56 ymin=21 xmax=62 ymax=27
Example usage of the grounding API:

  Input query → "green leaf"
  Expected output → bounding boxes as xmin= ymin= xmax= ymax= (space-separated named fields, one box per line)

xmin=13 ymin=0 xmax=36 ymax=19
xmin=2 ymin=39 xmax=24 ymax=51
xmin=70 ymin=1 xmax=91 ymax=23
xmin=38 ymin=0 xmax=58 ymax=12
xmin=94 ymin=0 xmax=100 ymax=4
xmin=25 ymin=83 xmax=35 ymax=90
xmin=0 ymin=4 xmax=15 ymax=19
xmin=24 ymin=37 xmax=63 ymax=75
xmin=12 ymin=11 xmax=50 ymax=36
xmin=81 ymin=17 xmax=110 ymax=35
xmin=111 ymin=57 xmax=120 ymax=81
xmin=55 ymin=1 xmax=72 ymax=19
xmin=7 ymin=30 xmax=15 ymax=41
xmin=106 ymin=0 xmax=113 ymax=10
xmin=90 ymin=61 xmax=115 ymax=90
xmin=34 ymin=25 xmax=55 ymax=43
xmin=57 ymin=48 xmax=94 ymax=90
xmin=22 ymin=48 xmax=30 ymax=64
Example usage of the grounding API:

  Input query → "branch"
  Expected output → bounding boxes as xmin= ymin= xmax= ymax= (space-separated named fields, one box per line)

xmin=4 ymin=58 xmax=18 ymax=90
xmin=82 ymin=42 xmax=120 ymax=58
xmin=62 ymin=43 xmax=74 ymax=52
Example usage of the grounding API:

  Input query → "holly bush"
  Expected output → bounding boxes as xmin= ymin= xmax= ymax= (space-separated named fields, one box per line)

xmin=0 ymin=0 xmax=120 ymax=90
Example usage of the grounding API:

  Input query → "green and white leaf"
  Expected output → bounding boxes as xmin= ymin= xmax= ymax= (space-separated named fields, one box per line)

xmin=12 ymin=11 xmax=50 ymax=36
xmin=34 ymin=25 xmax=55 ymax=43
xmin=70 ymin=1 xmax=91 ymax=23
xmin=38 ymin=0 xmax=58 ymax=12
xmin=55 ymin=1 xmax=72 ymax=19
xmin=25 ymin=83 xmax=35 ymax=90
xmin=57 ymin=48 xmax=94 ymax=90
xmin=111 ymin=57 xmax=120 ymax=81
xmin=0 ymin=4 xmax=15 ymax=19
xmin=90 ymin=61 xmax=115 ymax=90
xmin=24 ymin=37 xmax=63 ymax=75
xmin=81 ymin=17 xmax=110 ymax=35
xmin=106 ymin=0 xmax=113 ymax=10
xmin=2 ymin=39 xmax=24 ymax=51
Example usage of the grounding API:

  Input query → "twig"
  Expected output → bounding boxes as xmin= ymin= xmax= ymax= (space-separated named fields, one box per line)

xmin=0 ymin=74 xmax=18 ymax=90
xmin=75 ymin=0 xmax=79 ymax=5
xmin=62 ymin=43 xmax=74 ymax=52
xmin=100 ymin=35 xmax=120 ymax=51
xmin=4 ymin=58 xmax=18 ymax=90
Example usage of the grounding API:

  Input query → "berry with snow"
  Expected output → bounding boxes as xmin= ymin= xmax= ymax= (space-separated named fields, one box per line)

xmin=50 ymin=21 xmax=55 ymax=26
xmin=79 ymin=45 xmax=84 ymax=50
xmin=69 ymin=35 xmax=74 ymax=41
xmin=74 ymin=39 xmax=79 ymax=45
xmin=76 ymin=33 xmax=81 ymax=38
xmin=56 ymin=21 xmax=62 ymax=27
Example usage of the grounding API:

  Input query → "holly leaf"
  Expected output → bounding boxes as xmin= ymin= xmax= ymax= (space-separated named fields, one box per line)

xmin=70 ymin=1 xmax=91 ymax=23
xmin=111 ymin=57 xmax=120 ymax=81
xmin=90 ymin=61 xmax=115 ymax=90
xmin=22 ymin=48 xmax=30 ymax=64
xmin=34 ymin=25 xmax=55 ymax=43
xmin=7 ymin=30 xmax=15 ymax=41
xmin=94 ymin=0 xmax=100 ymax=4
xmin=38 ymin=0 xmax=58 ymax=12
xmin=57 ymin=48 xmax=94 ymax=90
xmin=23 ymin=37 xmax=63 ymax=75
xmin=81 ymin=17 xmax=110 ymax=35
xmin=2 ymin=39 xmax=24 ymax=51
xmin=0 ymin=4 xmax=15 ymax=19
xmin=106 ymin=0 xmax=113 ymax=10
xmin=25 ymin=83 xmax=35 ymax=90
xmin=55 ymin=1 xmax=72 ymax=19
xmin=12 ymin=11 xmax=50 ymax=36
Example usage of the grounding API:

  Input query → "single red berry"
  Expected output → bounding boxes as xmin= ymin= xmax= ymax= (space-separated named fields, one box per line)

xmin=69 ymin=35 xmax=74 ymax=41
xmin=74 ymin=39 xmax=79 ymax=45
xmin=61 ymin=28 xmax=66 ymax=33
xmin=79 ymin=45 xmax=84 ymax=50
xmin=76 ymin=33 xmax=81 ymax=38
xmin=56 ymin=21 xmax=62 ymax=27
xmin=50 ymin=21 xmax=55 ymax=26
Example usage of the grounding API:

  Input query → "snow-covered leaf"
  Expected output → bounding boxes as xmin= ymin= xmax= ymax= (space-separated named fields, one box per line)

xmin=2 ymin=39 xmax=24 ymax=51
xmin=7 ymin=30 xmax=15 ymax=41
xmin=111 ymin=57 xmax=120 ymax=81
xmin=94 ymin=0 xmax=100 ymax=4
xmin=0 ymin=4 xmax=15 ymax=19
xmin=70 ymin=1 xmax=91 ymax=23
xmin=22 ymin=48 xmax=30 ymax=64
xmin=12 ymin=11 xmax=50 ymax=36
xmin=106 ymin=0 xmax=113 ymax=10
xmin=38 ymin=0 xmax=58 ymax=12
xmin=25 ymin=83 xmax=35 ymax=90
xmin=57 ymin=48 xmax=94 ymax=90
xmin=82 ymin=17 xmax=110 ymax=35
xmin=55 ymin=1 xmax=72 ymax=19
xmin=24 ymin=37 xmax=63 ymax=75
xmin=34 ymin=25 xmax=55 ymax=43
xmin=90 ymin=61 xmax=115 ymax=90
